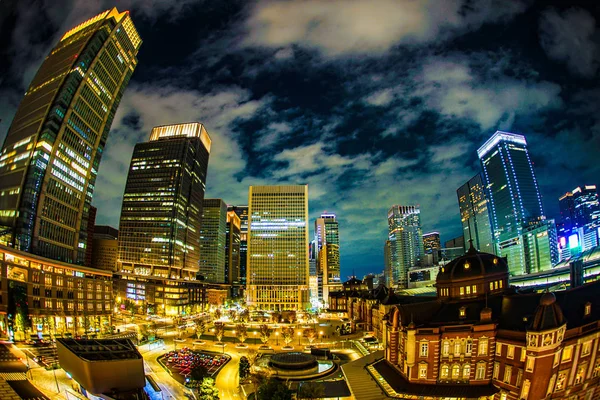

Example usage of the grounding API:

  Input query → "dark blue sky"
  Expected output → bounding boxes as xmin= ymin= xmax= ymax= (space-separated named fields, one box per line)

xmin=1 ymin=0 xmax=599 ymax=279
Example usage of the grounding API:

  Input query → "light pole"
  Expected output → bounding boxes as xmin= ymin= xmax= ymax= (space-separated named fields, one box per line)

xmin=298 ymin=331 xmax=302 ymax=347
xmin=319 ymin=331 xmax=323 ymax=343
xmin=275 ymin=331 xmax=279 ymax=346
xmin=253 ymin=331 xmax=257 ymax=345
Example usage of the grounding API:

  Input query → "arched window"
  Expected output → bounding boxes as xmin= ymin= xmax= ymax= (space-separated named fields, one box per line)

xmin=441 ymin=364 xmax=449 ymax=379
xmin=442 ymin=340 xmax=449 ymax=356
xmin=452 ymin=364 xmax=460 ymax=379
xmin=454 ymin=340 xmax=461 ymax=355
xmin=463 ymin=364 xmax=471 ymax=379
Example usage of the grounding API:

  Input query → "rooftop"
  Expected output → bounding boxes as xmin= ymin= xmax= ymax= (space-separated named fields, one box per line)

xmin=56 ymin=338 xmax=141 ymax=362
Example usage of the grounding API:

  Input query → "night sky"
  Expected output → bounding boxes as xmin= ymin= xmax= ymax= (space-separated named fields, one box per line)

xmin=1 ymin=0 xmax=599 ymax=279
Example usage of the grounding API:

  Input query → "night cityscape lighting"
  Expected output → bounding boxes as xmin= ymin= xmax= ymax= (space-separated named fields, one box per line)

xmin=0 ymin=2 xmax=599 ymax=400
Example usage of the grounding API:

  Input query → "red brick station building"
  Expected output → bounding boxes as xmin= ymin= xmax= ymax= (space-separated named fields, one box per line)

xmin=333 ymin=245 xmax=600 ymax=399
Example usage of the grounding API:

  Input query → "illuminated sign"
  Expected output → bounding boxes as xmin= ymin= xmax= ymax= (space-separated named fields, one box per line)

xmin=568 ymin=234 xmax=579 ymax=249
xmin=559 ymin=236 xmax=567 ymax=249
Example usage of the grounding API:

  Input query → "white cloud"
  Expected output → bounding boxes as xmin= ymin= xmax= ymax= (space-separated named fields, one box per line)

xmin=364 ymin=89 xmax=394 ymax=106
xmin=245 ymin=0 xmax=529 ymax=55
xmin=539 ymin=8 xmax=599 ymax=77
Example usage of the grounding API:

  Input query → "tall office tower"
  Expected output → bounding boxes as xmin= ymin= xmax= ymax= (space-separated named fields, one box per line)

xmin=557 ymin=185 xmax=599 ymax=259
xmin=0 ymin=8 xmax=141 ymax=263
xmin=478 ymin=131 xmax=548 ymax=275
xmin=444 ymin=236 xmax=465 ymax=249
xmin=457 ymin=173 xmax=495 ymax=254
xmin=384 ymin=240 xmax=392 ymax=287
xmin=227 ymin=206 xmax=248 ymax=286
xmin=558 ymin=191 xmax=575 ymax=230
xmin=314 ymin=213 xmax=341 ymax=303
xmin=247 ymin=185 xmax=309 ymax=310
xmin=308 ymin=238 xmax=320 ymax=303
xmin=84 ymin=205 xmax=97 ymax=267
xmin=387 ymin=205 xmax=424 ymax=288
xmin=118 ymin=123 xmax=211 ymax=279
xmin=422 ymin=231 xmax=440 ymax=266
xmin=224 ymin=210 xmax=241 ymax=285
xmin=91 ymin=225 xmax=118 ymax=271
xmin=198 ymin=199 xmax=227 ymax=283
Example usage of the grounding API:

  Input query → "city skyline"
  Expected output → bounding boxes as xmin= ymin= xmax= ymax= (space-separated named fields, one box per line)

xmin=1 ymin=1 xmax=600 ymax=278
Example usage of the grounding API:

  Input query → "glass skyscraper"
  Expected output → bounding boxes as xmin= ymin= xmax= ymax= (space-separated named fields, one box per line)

xmin=247 ymin=185 xmax=309 ymax=311
xmin=387 ymin=205 xmax=424 ymax=288
xmin=198 ymin=198 xmax=227 ymax=283
xmin=457 ymin=173 xmax=495 ymax=254
xmin=225 ymin=211 xmax=241 ymax=285
xmin=0 ymin=8 xmax=141 ymax=264
xmin=478 ymin=131 xmax=553 ymax=275
xmin=314 ymin=213 xmax=341 ymax=303
xmin=117 ymin=123 xmax=211 ymax=280
xmin=227 ymin=205 xmax=248 ymax=286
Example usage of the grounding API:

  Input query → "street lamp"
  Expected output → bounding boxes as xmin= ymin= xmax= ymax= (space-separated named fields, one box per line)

xmin=253 ymin=331 xmax=257 ymax=345
xmin=275 ymin=331 xmax=279 ymax=346
xmin=298 ymin=331 xmax=302 ymax=346
xmin=319 ymin=331 xmax=323 ymax=343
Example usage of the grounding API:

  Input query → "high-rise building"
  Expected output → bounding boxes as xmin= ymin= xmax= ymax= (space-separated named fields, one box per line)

xmin=85 ymin=205 xmax=97 ymax=267
xmin=384 ymin=240 xmax=392 ymax=287
xmin=246 ymin=185 xmax=309 ymax=310
xmin=422 ymin=232 xmax=440 ymax=254
xmin=198 ymin=199 xmax=227 ymax=283
xmin=387 ymin=205 xmax=424 ymax=288
xmin=224 ymin=210 xmax=241 ymax=285
xmin=457 ymin=173 xmax=495 ymax=254
xmin=91 ymin=225 xmax=118 ymax=271
xmin=557 ymin=185 xmax=600 ymax=260
xmin=478 ymin=131 xmax=552 ymax=275
xmin=444 ymin=236 xmax=465 ymax=250
xmin=0 ymin=8 xmax=141 ymax=264
xmin=314 ymin=213 xmax=341 ymax=303
xmin=227 ymin=205 xmax=248 ymax=286
xmin=118 ymin=123 xmax=211 ymax=280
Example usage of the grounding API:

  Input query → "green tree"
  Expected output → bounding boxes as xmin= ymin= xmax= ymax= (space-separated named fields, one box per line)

xmin=297 ymin=381 xmax=325 ymax=399
xmin=195 ymin=319 xmax=207 ymax=339
xmin=213 ymin=308 xmax=222 ymax=321
xmin=257 ymin=378 xmax=292 ymax=400
xmin=239 ymin=356 xmax=250 ymax=380
xmin=197 ymin=377 xmax=220 ymax=400
xmin=246 ymin=349 xmax=260 ymax=368
xmin=214 ymin=322 xmax=225 ymax=343
xmin=305 ymin=328 xmax=317 ymax=346
xmin=236 ymin=323 xmax=247 ymax=345
xmin=281 ymin=326 xmax=294 ymax=346
xmin=259 ymin=324 xmax=272 ymax=345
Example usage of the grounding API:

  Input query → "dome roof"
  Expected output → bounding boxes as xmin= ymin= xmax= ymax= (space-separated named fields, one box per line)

xmin=437 ymin=242 xmax=508 ymax=283
xmin=530 ymin=292 xmax=565 ymax=331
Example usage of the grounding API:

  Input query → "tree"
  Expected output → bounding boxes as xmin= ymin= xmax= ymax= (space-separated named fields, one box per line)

xmin=191 ymin=365 xmax=209 ymax=382
xmin=197 ymin=377 xmax=220 ymax=400
xmin=271 ymin=311 xmax=281 ymax=324
xmin=239 ymin=356 xmax=250 ymax=380
xmin=281 ymin=326 xmax=294 ymax=346
xmin=249 ymin=370 xmax=271 ymax=398
xmin=259 ymin=324 xmax=272 ymax=345
xmin=257 ymin=378 xmax=292 ymax=400
xmin=214 ymin=322 xmax=225 ymax=343
xmin=214 ymin=308 xmax=222 ymax=321
xmin=297 ymin=381 xmax=325 ymax=399
xmin=236 ymin=323 xmax=248 ymax=345
xmin=174 ymin=317 xmax=185 ymax=338
xmin=229 ymin=309 xmax=237 ymax=321
xmin=239 ymin=309 xmax=250 ymax=323
xmin=246 ymin=349 xmax=260 ymax=369
xmin=195 ymin=319 xmax=207 ymax=339
xmin=305 ymin=328 xmax=317 ymax=346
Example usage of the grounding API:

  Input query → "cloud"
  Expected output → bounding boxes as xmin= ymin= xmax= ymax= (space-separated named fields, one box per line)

xmin=93 ymin=84 xmax=270 ymax=225
xmin=245 ymin=0 xmax=529 ymax=55
xmin=539 ymin=8 xmax=600 ymax=77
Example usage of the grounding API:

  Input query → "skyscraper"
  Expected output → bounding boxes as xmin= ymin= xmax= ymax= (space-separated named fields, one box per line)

xmin=478 ymin=131 xmax=551 ymax=275
xmin=384 ymin=240 xmax=392 ymax=287
xmin=227 ymin=205 xmax=248 ymax=286
xmin=225 ymin=211 xmax=241 ymax=286
xmin=118 ymin=123 xmax=211 ymax=279
xmin=387 ymin=205 xmax=424 ymax=288
xmin=314 ymin=213 xmax=341 ymax=303
xmin=0 ymin=8 xmax=141 ymax=263
xmin=457 ymin=173 xmax=495 ymax=254
xmin=422 ymin=231 xmax=440 ymax=266
xmin=247 ymin=185 xmax=309 ymax=310
xmin=557 ymin=185 xmax=600 ymax=259
xmin=198 ymin=199 xmax=227 ymax=283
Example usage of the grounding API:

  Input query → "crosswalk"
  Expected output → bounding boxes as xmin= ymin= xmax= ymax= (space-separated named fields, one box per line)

xmin=0 ymin=372 xmax=27 ymax=381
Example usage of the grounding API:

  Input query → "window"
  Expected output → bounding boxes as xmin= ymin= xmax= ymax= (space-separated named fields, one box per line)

xmin=496 ymin=343 xmax=502 ymax=356
xmin=45 ymin=299 xmax=52 ymax=308
xmin=489 ymin=282 xmax=494 ymax=291
xmin=516 ymin=368 xmax=523 ymax=387
xmin=442 ymin=340 xmax=450 ymax=356
xmin=420 ymin=342 xmax=429 ymax=357
xmin=419 ymin=364 xmax=427 ymax=379
xmin=520 ymin=380 xmax=530 ymax=400
xmin=454 ymin=341 xmax=461 ymax=356
xmin=45 ymin=275 xmax=52 ymax=286
xmin=585 ymin=302 xmax=592 ymax=316
xmin=459 ymin=307 xmax=466 ymax=318
xmin=463 ymin=364 xmax=471 ymax=379
xmin=441 ymin=364 xmax=449 ymax=379
xmin=507 ymin=345 xmax=515 ymax=359
xmin=581 ymin=341 xmax=591 ymax=357
xmin=460 ymin=286 xmax=464 ymax=295
xmin=494 ymin=281 xmax=499 ymax=290
xmin=466 ymin=286 xmax=471 ymax=295
xmin=499 ymin=280 xmax=503 ymax=288
xmin=493 ymin=362 xmax=500 ymax=379
xmin=526 ymin=356 xmax=535 ymax=372
xmin=500 ymin=392 xmax=507 ymax=400
xmin=466 ymin=339 xmax=473 ymax=355
xmin=504 ymin=365 xmax=512 ymax=384
xmin=575 ymin=364 xmax=587 ymax=384
xmin=56 ymin=276 xmax=63 ymax=286
xmin=476 ymin=362 xmax=486 ymax=380
xmin=479 ymin=338 xmax=488 ymax=355
xmin=553 ymin=351 xmax=560 ymax=367
xmin=520 ymin=348 xmax=527 ymax=362
xmin=562 ymin=346 xmax=573 ymax=362
xmin=555 ymin=371 xmax=567 ymax=391
xmin=593 ymin=361 xmax=600 ymax=378
xmin=452 ymin=364 xmax=460 ymax=379
xmin=472 ymin=285 xmax=477 ymax=294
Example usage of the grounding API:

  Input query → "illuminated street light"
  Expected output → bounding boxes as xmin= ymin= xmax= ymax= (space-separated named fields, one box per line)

xmin=319 ymin=330 xmax=323 ymax=343
xmin=298 ymin=331 xmax=302 ymax=346
xmin=275 ymin=331 xmax=279 ymax=346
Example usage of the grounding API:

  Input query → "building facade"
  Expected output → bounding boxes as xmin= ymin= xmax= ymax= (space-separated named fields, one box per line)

xmin=388 ymin=205 xmax=424 ymax=289
xmin=0 ymin=8 xmax=141 ymax=264
xmin=199 ymin=199 xmax=227 ymax=283
xmin=457 ymin=173 xmax=495 ymax=255
xmin=0 ymin=244 xmax=113 ymax=341
xmin=117 ymin=123 xmax=211 ymax=280
xmin=557 ymin=185 xmax=600 ymax=261
xmin=478 ymin=131 xmax=555 ymax=276
xmin=225 ymin=210 xmax=241 ymax=286
xmin=246 ymin=185 xmax=309 ymax=311
xmin=315 ymin=213 xmax=341 ymax=303
xmin=228 ymin=205 xmax=248 ymax=286
xmin=91 ymin=225 xmax=118 ymax=271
